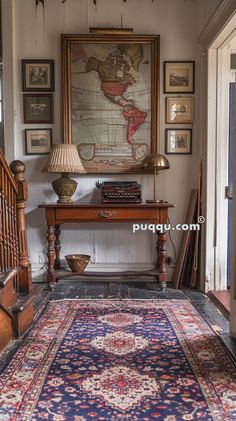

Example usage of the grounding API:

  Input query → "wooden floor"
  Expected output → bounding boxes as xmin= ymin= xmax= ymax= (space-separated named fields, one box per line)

xmin=207 ymin=290 xmax=230 ymax=320
xmin=0 ymin=280 xmax=235 ymax=372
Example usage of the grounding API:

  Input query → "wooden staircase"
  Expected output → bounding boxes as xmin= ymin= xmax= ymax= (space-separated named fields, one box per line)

xmin=0 ymin=151 xmax=33 ymax=352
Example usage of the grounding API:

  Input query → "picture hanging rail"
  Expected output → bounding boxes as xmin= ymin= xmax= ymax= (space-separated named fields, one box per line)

xmin=35 ymin=0 xmax=66 ymax=6
xmin=35 ymin=0 xmax=195 ymax=6
xmin=35 ymin=0 xmax=137 ymax=7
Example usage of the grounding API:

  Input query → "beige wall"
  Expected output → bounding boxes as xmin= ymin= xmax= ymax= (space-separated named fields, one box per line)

xmin=2 ymin=0 xmax=220 ymax=276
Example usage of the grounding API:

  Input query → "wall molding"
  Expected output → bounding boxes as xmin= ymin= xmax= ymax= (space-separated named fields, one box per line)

xmin=199 ymin=0 xmax=236 ymax=51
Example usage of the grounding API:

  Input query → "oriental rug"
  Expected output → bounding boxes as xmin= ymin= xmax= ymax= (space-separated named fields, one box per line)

xmin=0 ymin=299 xmax=236 ymax=421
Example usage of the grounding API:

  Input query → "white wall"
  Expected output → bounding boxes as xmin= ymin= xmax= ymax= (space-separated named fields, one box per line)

xmin=2 ymin=0 xmax=220 ymax=278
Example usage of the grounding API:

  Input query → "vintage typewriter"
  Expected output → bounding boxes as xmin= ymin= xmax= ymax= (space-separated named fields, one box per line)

xmin=96 ymin=181 xmax=142 ymax=203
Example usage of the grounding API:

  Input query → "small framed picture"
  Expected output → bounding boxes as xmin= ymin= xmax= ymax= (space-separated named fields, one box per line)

xmin=23 ymin=94 xmax=54 ymax=123
xmin=22 ymin=60 xmax=54 ymax=92
xmin=166 ymin=97 xmax=194 ymax=124
xmin=164 ymin=61 xmax=194 ymax=93
xmin=165 ymin=129 xmax=192 ymax=154
xmin=25 ymin=129 xmax=52 ymax=155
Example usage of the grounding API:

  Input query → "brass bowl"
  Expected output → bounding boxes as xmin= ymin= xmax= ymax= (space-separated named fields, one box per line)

xmin=65 ymin=254 xmax=91 ymax=273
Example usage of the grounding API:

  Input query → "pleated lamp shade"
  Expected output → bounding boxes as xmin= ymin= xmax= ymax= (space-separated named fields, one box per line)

xmin=46 ymin=144 xmax=86 ymax=174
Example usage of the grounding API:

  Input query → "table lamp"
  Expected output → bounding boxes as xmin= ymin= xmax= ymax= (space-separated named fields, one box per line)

xmin=142 ymin=153 xmax=170 ymax=203
xmin=46 ymin=144 xmax=86 ymax=204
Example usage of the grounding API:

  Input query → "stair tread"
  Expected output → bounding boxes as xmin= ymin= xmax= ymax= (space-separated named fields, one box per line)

xmin=9 ymin=285 xmax=42 ymax=313
xmin=12 ymin=294 xmax=33 ymax=313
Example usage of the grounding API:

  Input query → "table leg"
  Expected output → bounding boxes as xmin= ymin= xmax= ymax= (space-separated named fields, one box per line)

xmin=104 ymin=283 xmax=109 ymax=299
xmin=47 ymin=224 xmax=55 ymax=290
xmin=54 ymin=224 xmax=61 ymax=270
xmin=156 ymin=231 xmax=168 ymax=291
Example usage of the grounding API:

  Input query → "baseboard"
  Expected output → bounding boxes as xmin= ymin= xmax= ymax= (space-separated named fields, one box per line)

xmin=31 ymin=261 xmax=157 ymax=282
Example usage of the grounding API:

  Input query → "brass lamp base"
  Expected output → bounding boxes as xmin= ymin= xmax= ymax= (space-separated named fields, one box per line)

xmin=146 ymin=199 xmax=164 ymax=203
xmin=52 ymin=173 xmax=77 ymax=204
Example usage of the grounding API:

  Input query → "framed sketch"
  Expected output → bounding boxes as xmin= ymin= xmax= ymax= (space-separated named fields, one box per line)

xmin=22 ymin=60 xmax=54 ymax=92
xmin=23 ymin=94 xmax=54 ymax=123
xmin=25 ymin=128 xmax=52 ymax=155
xmin=61 ymin=34 xmax=160 ymax=173
xmin=164 ymin=61 xmax=194 ymax=93
xmin=166 ymin=97 xmax=193 ymax=124
xmin=165 ymin=129 xmax=192 ymax=154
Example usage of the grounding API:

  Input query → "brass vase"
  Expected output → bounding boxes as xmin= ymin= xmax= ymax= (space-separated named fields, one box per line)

xmin=52 ymin=173 xmax=77 ymax=204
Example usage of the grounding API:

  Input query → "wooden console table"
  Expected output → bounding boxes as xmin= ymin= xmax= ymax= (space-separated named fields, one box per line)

xmin=38 ymin=202 xmax=174 ymax=290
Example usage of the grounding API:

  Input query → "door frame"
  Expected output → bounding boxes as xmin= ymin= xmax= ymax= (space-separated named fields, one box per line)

xmin=199 ymin=0 xmax=236 ymax=293
xmin=227 ymin=82 xmax=235 ymax=287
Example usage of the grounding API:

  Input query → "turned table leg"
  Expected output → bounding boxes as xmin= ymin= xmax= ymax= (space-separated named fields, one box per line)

xmin=54 ymin=224 xmax=61 ymax=270
xmin=156 ymin=230 xmax=168 ymax=291
xmin=47 ymin=224 xmax=55 ymax=290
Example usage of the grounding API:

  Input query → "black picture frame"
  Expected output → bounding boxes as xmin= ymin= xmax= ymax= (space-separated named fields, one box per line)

xmin=23 ymin=94 xmax=54 ymax=124
xmin=22 ymin=59 xmax=54 ymax=92
xmin=165 ymin=128 xmax=192 ymax=154
xmin=25 ymin=128 xmax=52 ymax=155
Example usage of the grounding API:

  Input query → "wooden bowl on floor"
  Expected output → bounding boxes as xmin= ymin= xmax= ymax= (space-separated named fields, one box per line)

xmin=65 ymin=254 xmax=90 ymax=272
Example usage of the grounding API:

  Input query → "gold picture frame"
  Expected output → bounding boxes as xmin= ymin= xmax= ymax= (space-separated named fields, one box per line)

xmin=166 ymin=97 xmax=193 ymax=124
xmin=164 ymin=61 xmax=194 ymax=94
xmin=61 ymin=33 xmax=160 ymax=173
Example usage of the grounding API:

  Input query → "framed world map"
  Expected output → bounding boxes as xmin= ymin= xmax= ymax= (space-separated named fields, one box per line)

xmin=61 ymin=34 xmax=160 ymax=173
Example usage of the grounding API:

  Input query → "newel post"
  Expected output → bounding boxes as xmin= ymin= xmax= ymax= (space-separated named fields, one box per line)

xmin=9 ymin=160 xmax=32 ymax=292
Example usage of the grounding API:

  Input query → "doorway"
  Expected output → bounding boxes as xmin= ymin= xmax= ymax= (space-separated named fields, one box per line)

xmin=206 ymin=61 xmax=235 ymax=319
xmin=203 ymin=11 xmax=236 ymax=325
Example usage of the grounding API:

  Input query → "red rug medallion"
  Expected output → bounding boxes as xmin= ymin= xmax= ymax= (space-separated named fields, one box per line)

xmin=0 ymin=299 xmax=235 ymax=420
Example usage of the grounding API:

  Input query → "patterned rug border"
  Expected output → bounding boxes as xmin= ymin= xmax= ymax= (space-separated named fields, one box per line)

xmin=0 ymin=293 xmax=51 ymax=376
xmin=184 ymin=297 xmax=236 ymax=365
xmin=49 ymin=298 xmax=187 ymax=301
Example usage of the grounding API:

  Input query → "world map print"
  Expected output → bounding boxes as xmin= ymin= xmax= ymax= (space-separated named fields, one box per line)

xmin=71 ymin=43 xmax=151 ymax=172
